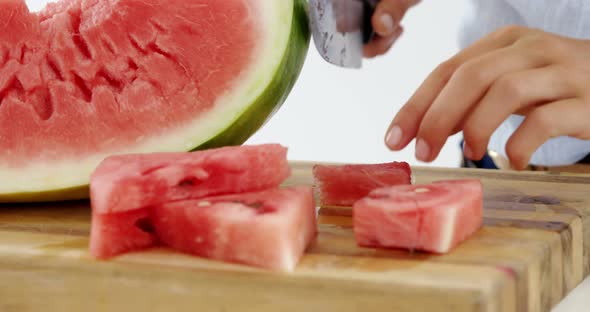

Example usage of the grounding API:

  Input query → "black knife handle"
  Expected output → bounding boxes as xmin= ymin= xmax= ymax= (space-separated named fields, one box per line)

xmin=362 ymin=0 xmax=378 ymax=44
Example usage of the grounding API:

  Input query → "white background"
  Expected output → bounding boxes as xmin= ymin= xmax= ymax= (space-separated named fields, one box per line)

xmin=248 ymin=1 xmax=466 ymax=168
xmin=24 ymin=0 xmax=590 ymax=310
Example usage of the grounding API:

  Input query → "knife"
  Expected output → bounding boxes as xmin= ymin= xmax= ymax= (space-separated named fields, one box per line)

xmin=308 ymin=0 xmax=378 ymax=69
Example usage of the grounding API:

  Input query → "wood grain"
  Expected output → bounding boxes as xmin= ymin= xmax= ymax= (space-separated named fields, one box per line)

xmin=315 ymin=214 xmax=557 ymax=312
xmin=0 ymin=230 xmax=515 ymax=312
xmin=0 ymin=162 xmax=588 ymax=312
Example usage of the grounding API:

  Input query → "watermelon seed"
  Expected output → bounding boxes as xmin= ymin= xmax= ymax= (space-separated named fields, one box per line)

xmin=72 ymin=72 xmax=92 ymax=102
xmin=70 ymin=11 xmax=93 ymax=60
xmin=231 ymin=200 xmax=270 ymax=213
xmin=46 ymin=55 xmax=65 ymax=81
xmin=135 ymin=218 xmax=155 ymax=234
xmin=246 ymin=201 xmax=275 ymax=214
xmin=231 ymin=200 xmax=256 ymax=208
xmin=148 ymin=42 xmax=173 ymax=61
xmin=18 ymin=44 xmax=26 ymax=64
xmin=127 ymin=58 xmax=139 ymax=71
xmin=178 ymin=177 xmax=199 ymax=187
xmin=128 ymin=34 xmax=148 ymax=54
xmin=97 ymin=69 xmax=124 ymax=92
xmin=415 ymin=188 xmax=430 ymax=193
xmin=197 ymin=201 xmax=212 ymax=207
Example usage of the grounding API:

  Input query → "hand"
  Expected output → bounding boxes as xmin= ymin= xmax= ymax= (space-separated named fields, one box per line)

xmin=364 ymin=0 xmax=420 ymax=58
xmin=384 ymin=26 xmax=590 ymax=170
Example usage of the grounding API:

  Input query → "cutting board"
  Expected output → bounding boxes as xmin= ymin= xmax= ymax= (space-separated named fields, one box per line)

xmin=0 ymin=162 xmax=589 ymax=312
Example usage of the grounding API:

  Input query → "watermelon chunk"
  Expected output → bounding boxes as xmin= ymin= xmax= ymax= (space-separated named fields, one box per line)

xmin=89 ymin=144 xmax=291 ymax=259
xmin=313 ymin=162 xmax=412 ymax=207
xmin=152 ymin=186 xmax=317 ymax=272
xmin=90 ymin=144 xmax=290 ymax=214
xmin=352 ymin=179 xmax=483 ymax=254
xmin=0 ymin=0 xmax=309 ymax=202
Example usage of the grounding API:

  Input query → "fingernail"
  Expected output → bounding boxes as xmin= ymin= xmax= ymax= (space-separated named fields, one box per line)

xmin=415 ymin=139 xmax=431 ymax=161
xmin=463 ymin=143 xmax=474 ymax=160
xmin=386 ymin=126 xmax=402 ymax=149
xmin=380 ymin=14 xmax=395 ymax=35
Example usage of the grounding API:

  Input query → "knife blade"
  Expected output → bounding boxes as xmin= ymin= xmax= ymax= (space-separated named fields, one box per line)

xmin=308 ymin=0 xmax=378 ymax=69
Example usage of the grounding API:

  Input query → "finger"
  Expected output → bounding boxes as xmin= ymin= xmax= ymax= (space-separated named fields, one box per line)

xmin=363 ymin=26 xmax=403 ymax=58
xmin=414 ymin=44 xmax=549 ymax=162
xmin=385 ymin=26 xmax=528 ymax=152
xmin=372 ymin=0 xmax=419 ymax=37
xmin=505 ymin=99 xmax=590 ymax=170
xmin=462 ymin=65 xmax=578 ymax=160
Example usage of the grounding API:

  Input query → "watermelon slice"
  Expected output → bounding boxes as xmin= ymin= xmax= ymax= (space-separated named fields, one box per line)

xmin=352 ymin=179 xmax=483 ymax=254
xmin=89 ymin=144 xmax=291 ymax=259
xmin=0 ymin=0 xmax=309 ymax=202
xmin=151 ymin=187 xmax=317 ymax=272
xmin=313 ymin=162 xmax=412 ymax=207
xmin=90 ymin=144 xmax=290 ymax=214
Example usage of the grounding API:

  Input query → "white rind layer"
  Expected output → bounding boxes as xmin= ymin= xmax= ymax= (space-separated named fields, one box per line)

xmin=434 ymin=205 xmax=458 ymax=253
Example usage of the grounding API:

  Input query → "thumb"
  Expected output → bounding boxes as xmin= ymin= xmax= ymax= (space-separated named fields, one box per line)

xmin=372 ymin=0 xmax=420 ymax=36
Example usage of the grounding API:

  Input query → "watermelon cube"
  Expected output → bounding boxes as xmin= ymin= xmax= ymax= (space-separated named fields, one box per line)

xmin=89 ymin=144 xmax=291 ymax=259
xmin=313 ymin=162 xmax=412 ymax=207
xmin=151 ymin=186 xmax=317 ymax=272
xmin=353 ymin=179 xmax=483 ymax=254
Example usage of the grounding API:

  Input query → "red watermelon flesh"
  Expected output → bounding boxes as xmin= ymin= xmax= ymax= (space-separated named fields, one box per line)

xmin=353 ymin=179 xmax=483 ymax=254
xmin=0 ymin=0 xmax=309 ymax=201
xmin=313 ymin=162 xmax=412 ymax=207
xmin=88 ymin=144 xmax=291 ymax=259
xmin=89 ymin=208 xmax=158 ymax=259
xmin=0 ymin=0 xmax=258 ymax=166
xmin=151 ymin=186 xmax=317 ymax=272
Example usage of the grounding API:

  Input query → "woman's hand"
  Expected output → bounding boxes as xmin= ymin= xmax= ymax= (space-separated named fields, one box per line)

xmin=384 ymin=26 xmax=590 ymax=169
xmin=364 ymin=0 xmax=420 ymax=58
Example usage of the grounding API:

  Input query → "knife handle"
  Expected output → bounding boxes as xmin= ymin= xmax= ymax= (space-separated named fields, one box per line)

xmin=362 ymin=0 xmax=378 ymax=44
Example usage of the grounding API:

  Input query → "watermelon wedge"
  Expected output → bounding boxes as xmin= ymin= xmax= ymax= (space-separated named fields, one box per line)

xmin=89 ymin=144 xmax=291 ymax=258
xmin=0 ymin=0 xmax=309 ymax=202
xmin=352 ymin=179 xmax=483 ymax=254
xmin=313 ymin=162 xmax=412 ymax=207
xmin=151 ymin=187 xmax=317 ymax=272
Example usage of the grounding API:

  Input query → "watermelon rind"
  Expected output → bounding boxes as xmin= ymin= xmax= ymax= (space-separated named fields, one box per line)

xmin=0 ymin=0 xmax=310 ymax=203
xmin=199 ymin=0 xmax=309 ymax=149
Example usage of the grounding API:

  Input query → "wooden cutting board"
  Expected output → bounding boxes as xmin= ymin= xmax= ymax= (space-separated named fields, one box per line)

xmin=0 ymin=161 xmax=589 ymax=312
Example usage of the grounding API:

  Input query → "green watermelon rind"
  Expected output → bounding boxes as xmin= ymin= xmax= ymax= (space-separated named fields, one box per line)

xmin=198 ymin=0 xmax=310 ymax=149
xmin=0 ymin=0 xmax=310 ymax=203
